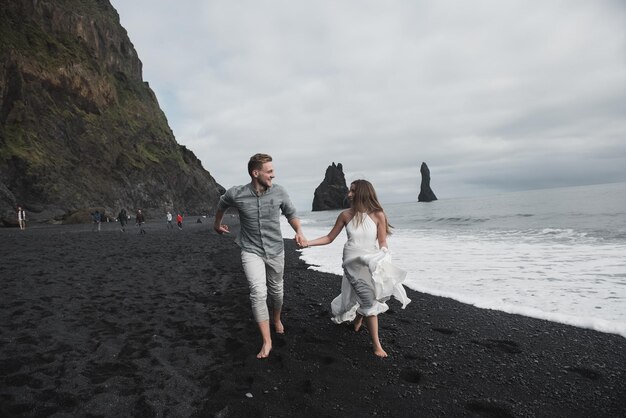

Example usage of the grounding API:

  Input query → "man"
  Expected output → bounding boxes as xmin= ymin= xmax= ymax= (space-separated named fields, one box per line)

xmin=166 ymin=211 xmax=173 ymax=229
xmin=93 ymin=210 xmax=102 ymax=232
xmin=136 ymin=209 xmax=146 ymax=234
xmin=214 ymin=153 xmax=306 ymax=359
xmin=118 ymin=208 xmax=127 ymax=232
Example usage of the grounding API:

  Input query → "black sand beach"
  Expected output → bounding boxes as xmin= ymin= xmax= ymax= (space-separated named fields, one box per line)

xmin=1 ymin=220 xmax=625 ymax=417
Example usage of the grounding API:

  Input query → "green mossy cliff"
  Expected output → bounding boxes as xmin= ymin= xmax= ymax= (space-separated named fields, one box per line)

xmin=0 ymin=0 xmax=224 ymax=225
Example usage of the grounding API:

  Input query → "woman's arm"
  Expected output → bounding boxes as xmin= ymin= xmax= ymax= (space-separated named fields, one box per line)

xmin=372 ymin=211 xmax=388 ymax=249
xmin=305 ymin=211 xmax=350 ymax=247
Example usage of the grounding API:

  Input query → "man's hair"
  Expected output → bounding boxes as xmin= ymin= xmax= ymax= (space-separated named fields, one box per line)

xmin=248 ymin=153 xmax=273 ymax=176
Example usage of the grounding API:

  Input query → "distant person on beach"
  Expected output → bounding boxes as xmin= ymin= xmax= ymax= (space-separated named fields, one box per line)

xmin=17 ymin=206 xmax=26 ymax=230
xmin=136 ymin=209 xmax=146 ymax=234
xmin=93 ymin=210 xmax=102 ymax=232
xmin=176 ymin=213 xmax=183 ymax=230
xmin=301 ymin=179 xmax=411 ymax=357
xmin=166 ymin=211 xmax=173 ymax=229
xmin=118 ymin=209 xmax=127 ymax=232
xmin=214 ymin=153 xmax=307 ymax=359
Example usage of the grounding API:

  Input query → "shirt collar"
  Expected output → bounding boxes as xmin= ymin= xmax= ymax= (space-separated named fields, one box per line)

xmin=248 ymin=182 xmax=272 ymax=197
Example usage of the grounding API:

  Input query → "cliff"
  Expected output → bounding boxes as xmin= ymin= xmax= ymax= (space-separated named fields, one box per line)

xmin=0 ymin=0 xmax=224 ymax=225
xmin=418 ymin=162 xmax=437 ymax=202
xmin=312 ymin=162 xmax=350 ymax=211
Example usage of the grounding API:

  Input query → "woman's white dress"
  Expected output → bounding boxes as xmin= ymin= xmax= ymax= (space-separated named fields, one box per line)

xmin=331 ymin=213 xmax=411 ymax=324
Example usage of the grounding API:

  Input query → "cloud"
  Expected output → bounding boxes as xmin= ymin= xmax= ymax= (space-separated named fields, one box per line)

xmin=111 ymin=0 xmax=626 ymax=209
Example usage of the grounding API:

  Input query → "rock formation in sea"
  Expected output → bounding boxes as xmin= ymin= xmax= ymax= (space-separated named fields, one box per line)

xmin=418 ymin=162 xmax=438 ymax=202
xmin=312 ymin=163 xmax=350 ymax=211
xmin=0 ymin=0 xmax=224 ymax=226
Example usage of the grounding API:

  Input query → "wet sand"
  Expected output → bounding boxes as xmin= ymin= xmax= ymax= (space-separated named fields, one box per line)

xmin=1 ymin=219 xmax=625 ymax=417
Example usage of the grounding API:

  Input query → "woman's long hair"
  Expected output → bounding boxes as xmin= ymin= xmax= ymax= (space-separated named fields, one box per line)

xmin=349 ymin=179 xmax=392 ymax=235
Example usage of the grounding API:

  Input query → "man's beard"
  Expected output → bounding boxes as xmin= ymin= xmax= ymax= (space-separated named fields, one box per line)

xmin=259 ymin=179 xmax=272 ymax=190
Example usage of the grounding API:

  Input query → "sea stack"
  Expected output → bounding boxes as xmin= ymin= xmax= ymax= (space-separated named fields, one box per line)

xmin=418 ymin=162 xmax=438 ymax=202
xmin=312 ymin=163 xmax=350 ymax=211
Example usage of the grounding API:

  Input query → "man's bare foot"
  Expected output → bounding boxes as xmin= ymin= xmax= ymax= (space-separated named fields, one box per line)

xmin=257 ymin=342 xmax=272 ymax=359
xmin=373 ymin=346 xmax=388 ymax=358
xmin=274 ymin=320 xmax=284 ymax=334
xmin=353 ymin=315 xmax=363 ymax=332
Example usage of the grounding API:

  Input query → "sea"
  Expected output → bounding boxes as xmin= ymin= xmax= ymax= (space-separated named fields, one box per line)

xmin=284 ymin=182 xmax=626 ymax=338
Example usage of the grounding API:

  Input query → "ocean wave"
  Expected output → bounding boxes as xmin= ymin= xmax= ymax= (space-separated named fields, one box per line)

xmin=426 ymin=216 xmax=490 ymax=224
xmin=415 ymin=213 xmax=536 ymax=227
xmin=400 ymin=283 xmax=626 ymax=338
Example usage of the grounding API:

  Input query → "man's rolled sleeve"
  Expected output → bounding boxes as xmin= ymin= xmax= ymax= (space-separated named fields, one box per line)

xmin=280 ymin=196 xmax=298 ymax=221
xmin=217 ymin=189 xmax=235 ymax=213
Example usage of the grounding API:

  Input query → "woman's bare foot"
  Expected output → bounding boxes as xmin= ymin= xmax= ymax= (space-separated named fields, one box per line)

xmin=373 ymin=346 xmax=388 ymax=358
xmin=274 ymin=320 xmax=284 ymax=335
xmin=257 ymin=342 xmax=272 ymax=359
xmin=353 ymin=314 xmax=363 ymax=332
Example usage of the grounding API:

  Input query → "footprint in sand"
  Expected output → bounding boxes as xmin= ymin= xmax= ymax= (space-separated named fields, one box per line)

xmin=300 ymin=379 xmax=315 ymax=394
xmin=566 ymin=366 xmax=602 ymax=380
xmin=471 ymin=339 xmax=522 ymax=354
xmin=4 ymin=373 xmax=43 ymax=389
xmin=432 ymin=327 xmax=457 ymax=335
xmin=303 ymin=335 xmax=333 ymax=344
xmin=399 ymin=368 xmax=421 ymax=384
xmin=321 ymin=356 xmax=336 ymax=366
xmin=465 ymin=399 xmax=515 ymax=418
xmin=224 ymin=337 xmax=244 ymax=352
xmin=403 ymin=352 xmax=427 ymax=362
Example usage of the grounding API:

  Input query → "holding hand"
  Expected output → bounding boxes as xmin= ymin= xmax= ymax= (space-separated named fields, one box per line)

xmin=295 ymin=233 xmax=308 ymax=248
xmin=214 ymin=224 xmax=230 ymax=234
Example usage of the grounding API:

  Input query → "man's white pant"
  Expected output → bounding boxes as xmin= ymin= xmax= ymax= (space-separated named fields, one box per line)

xmin=241 ymin=251 xmax=285 ymax=322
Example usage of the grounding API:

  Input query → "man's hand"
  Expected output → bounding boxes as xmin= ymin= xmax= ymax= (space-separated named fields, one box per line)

xmin=294 ymin=233 xmax=308 ymax=248
xmin=214 ymin=224 xmax=230 ymax=234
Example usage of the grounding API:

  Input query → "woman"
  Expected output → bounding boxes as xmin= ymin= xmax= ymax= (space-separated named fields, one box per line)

xmin=303 ymin=180 xmax=410 ymax=357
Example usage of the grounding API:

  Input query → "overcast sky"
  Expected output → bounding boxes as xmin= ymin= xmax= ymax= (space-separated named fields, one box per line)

xmin=109 ymin=0 xmax=626 ymax=209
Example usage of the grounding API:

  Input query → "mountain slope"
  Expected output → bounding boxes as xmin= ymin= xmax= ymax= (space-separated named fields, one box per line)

xmin=0 ymin=0 xmax=223 ymax=224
